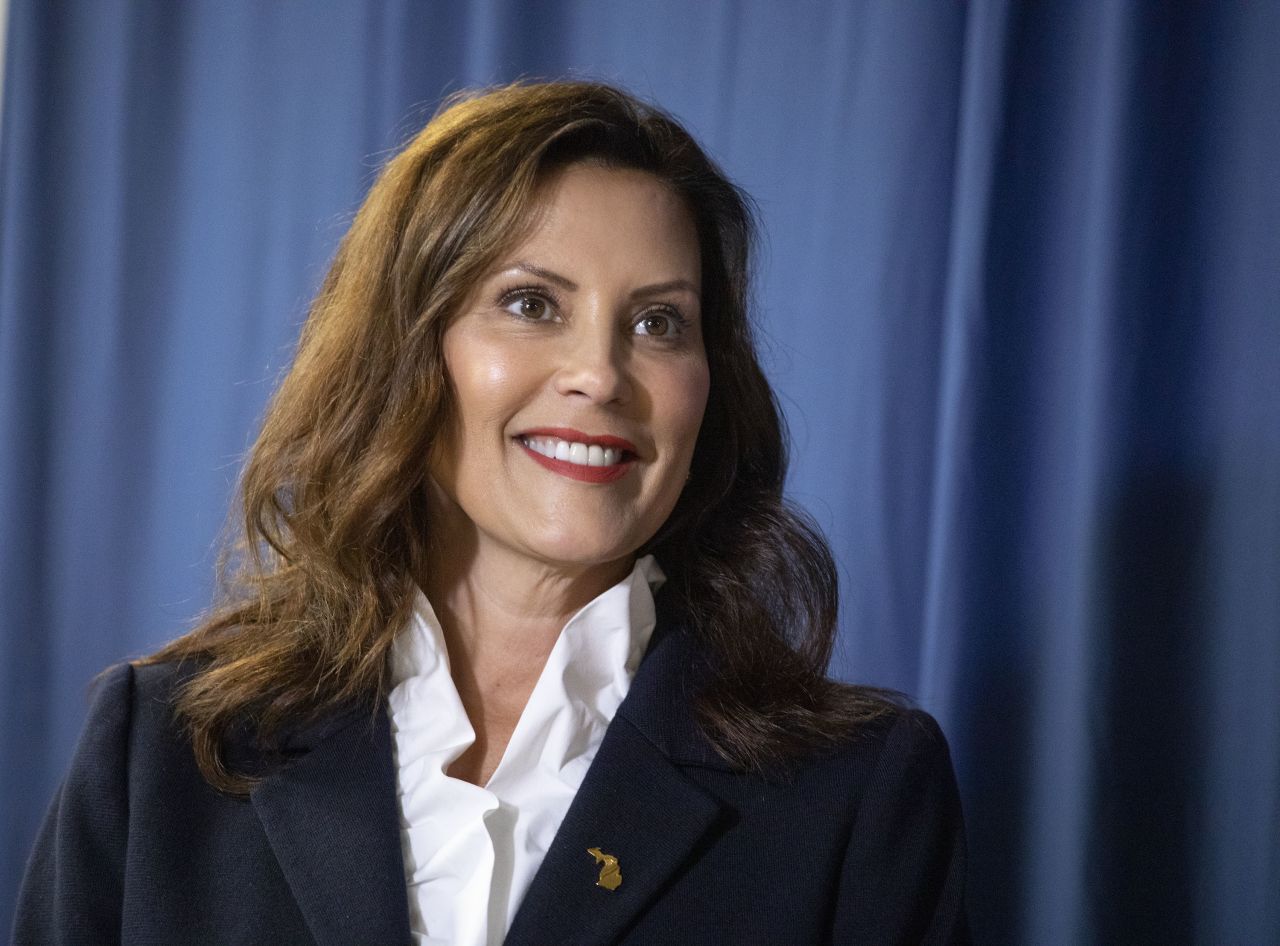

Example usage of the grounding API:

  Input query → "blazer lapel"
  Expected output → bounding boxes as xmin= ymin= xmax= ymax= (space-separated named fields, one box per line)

xmin=250 ymin=707 xmax=411 ymax=946
xmin=505 ymin=620 xmax=732 ymax=946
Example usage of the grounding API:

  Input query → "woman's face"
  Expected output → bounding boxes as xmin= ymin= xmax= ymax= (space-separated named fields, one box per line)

xmin=427 ymin=163 xmax=709 ymax=578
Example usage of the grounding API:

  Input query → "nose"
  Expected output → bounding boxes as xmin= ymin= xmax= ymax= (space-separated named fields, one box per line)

xmin=553 ymin=310 xmax=632 ymax=405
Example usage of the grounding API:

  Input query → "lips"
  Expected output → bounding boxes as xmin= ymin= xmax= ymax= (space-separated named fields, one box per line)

xmin=515 ymin=427 xmax=637 ymax=483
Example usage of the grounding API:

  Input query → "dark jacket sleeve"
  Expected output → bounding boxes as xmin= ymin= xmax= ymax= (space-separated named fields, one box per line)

xmin=833 ymin=709 xmax=970 ymax=945
xmin=13 ymin=664 xmax=135 ymax=946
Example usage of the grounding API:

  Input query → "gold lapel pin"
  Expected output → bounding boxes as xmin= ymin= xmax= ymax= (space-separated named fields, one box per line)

xmin=587 ymin=847 xmax=622 ymax=891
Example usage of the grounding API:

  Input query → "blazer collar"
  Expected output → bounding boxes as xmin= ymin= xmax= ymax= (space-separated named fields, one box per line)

xmin=613 ymin=609 xmax=734 ymax=771
xmin=249 ymin=610 xmax=730 ymax=946
xmin=249 ymin=708 xmax=412 ymax=946
xmin=505 ymin=614 xmax=733 ymax=945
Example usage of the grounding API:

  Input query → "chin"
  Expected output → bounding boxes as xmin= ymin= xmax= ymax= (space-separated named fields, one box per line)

xmin=524 ymin=529 xmax=646 ymax=573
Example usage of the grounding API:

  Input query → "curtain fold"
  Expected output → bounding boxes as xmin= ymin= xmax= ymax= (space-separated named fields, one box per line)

xmin=3 ymin=2 xmax=1276 ymax=942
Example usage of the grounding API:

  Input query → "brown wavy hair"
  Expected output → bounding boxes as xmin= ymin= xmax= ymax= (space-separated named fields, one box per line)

xmin=143 ymin=81 xmax=897 ymax=793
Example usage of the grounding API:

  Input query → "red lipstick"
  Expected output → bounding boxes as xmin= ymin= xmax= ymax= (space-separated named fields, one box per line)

xmin=515 ymin=428 xmax=637 ymax=484
xmin=517 ymin=427 xmax=637 ymax=453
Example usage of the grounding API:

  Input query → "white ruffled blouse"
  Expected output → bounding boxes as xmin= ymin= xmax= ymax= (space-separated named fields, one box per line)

xmin=386 ymin=555 xmax=664 ymax=946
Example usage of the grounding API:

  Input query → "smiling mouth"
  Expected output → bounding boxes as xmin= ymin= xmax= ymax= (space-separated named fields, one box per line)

xmin=519 ymin=435 xmax=629 ymax=467
xmin=515 ymin=431 xmax=637 ymax=483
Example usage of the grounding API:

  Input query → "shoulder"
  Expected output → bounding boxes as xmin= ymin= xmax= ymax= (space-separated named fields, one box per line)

xmin=631 ymin=616 xmax=954 ymax=781
xmin=829 ymin=706 xmax=970 ymax=944
xmin=60 ymin=662 xmax=175 ymax=784
xmin=33 ymin=655 xmax=258 ymax=837
xmin=658 ymin=688 xmax=962 ymax=837
xmin=851 ymin=705 xmax=960 ymax=789
xmin=619 ymin=689 xmax=970 ymax=943
xmin=48 ymin=661 xmax=212 ymax=816
xmin=60 ymin=659 xmax=237 ymax=813
xmin=85 ymin=659 xmax=199 ymax=747
xmin=39 ymin=659 xmax=198 ymax=821
xmin=87 ymin=657 xmax=196 ymax=711
xmin=705 ymin=702 xmax=970 ymax=943
xmin=13 ymin=660 xmax=207 ymax=943
xmin=766 ymin=703 xmax=961 ymax=812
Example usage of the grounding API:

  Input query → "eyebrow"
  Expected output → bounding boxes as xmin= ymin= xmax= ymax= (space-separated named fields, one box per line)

xmin=509 ymin=262 xmax=578 ymax=291
xmin=631 ymin=278 xmax=699 ymax=299
xmin=506 ymin=261 xmax=699 ymax=300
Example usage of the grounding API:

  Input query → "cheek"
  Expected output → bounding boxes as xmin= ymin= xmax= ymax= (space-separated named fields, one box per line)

xmin=443 ymin=339 xmax=531 ymax=452
xmin=661 ymin=360 xmax=711 ymax=464
xmin=450 ymin=348 xmax=516 ymax=410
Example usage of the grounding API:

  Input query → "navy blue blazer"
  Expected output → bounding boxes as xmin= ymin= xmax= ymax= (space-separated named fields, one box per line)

xmin=15 ymin=619 xmax=969 ymax=945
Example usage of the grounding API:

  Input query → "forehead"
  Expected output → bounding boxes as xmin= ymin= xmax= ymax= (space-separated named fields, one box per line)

xmin=506 ymin=163 xmax=702 ymax=288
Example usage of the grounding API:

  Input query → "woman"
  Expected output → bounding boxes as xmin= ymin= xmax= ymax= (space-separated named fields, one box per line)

xmin=16 ymin=82 xmax=968 ymax=945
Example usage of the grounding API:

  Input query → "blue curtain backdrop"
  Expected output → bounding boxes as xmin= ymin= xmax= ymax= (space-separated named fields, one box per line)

xmin=3 ymin=2 xmax=1277 ymax=942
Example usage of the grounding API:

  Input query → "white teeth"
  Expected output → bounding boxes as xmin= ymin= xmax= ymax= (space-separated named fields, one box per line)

xmin=521 ymin=436 xmax=627 ymax=468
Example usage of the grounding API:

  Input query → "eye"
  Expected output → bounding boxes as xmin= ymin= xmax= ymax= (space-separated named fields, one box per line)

xmin=500 ymin=289 xmax=557 ymax=322
xmin=634 ymin=309 xmax=685 ymax=338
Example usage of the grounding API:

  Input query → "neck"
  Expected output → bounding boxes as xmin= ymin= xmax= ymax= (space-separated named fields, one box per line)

xmin=419 ymin=531 xmax=635 ymax=787
xmin=423 ymin=538 xmax=634 ymax=672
